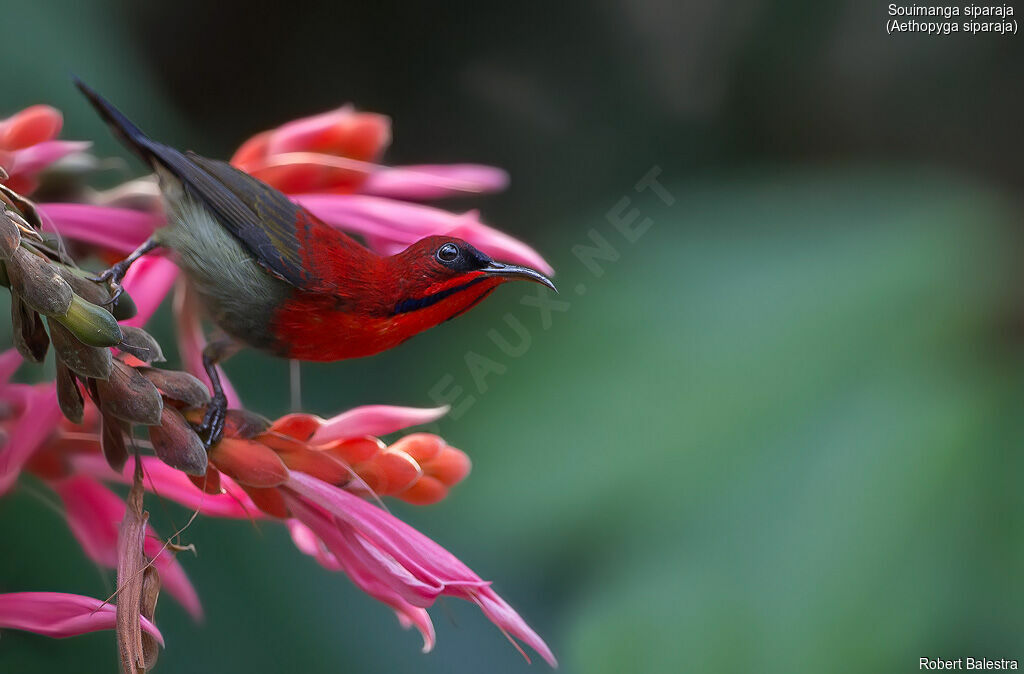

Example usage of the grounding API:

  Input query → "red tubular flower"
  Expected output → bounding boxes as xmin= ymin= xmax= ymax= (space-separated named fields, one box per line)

xmin=231 ymin=106 xmax=390 ymax=194
xmin=0 ymin=105 xmax=90 ymax=195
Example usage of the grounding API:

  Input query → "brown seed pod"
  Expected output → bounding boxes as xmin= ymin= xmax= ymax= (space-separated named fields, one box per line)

xmin=100 ymin=413 xmax=128 ymax=472
xmin=96 ymin=360 xmax=163 ymax=426
xmin=10 ymin=293 xmax=49 ymax=362
xmin=137 ymin=368 xmax=211 ymax=408
xmin=0 ymin=212 xmax=20 ymax=259
xmin=140 ymin=566 xmax=161 ymax=672
xmin=0 ymin=183 xmax=44 ymax=233
xmin=6 ymin=246 xmax=73 ymax=316
xmin=56 ymin=266 xmax=114 ymax=306
xmin=148 ymin=406 xmax=208 ymax=476
xmin=47 ymin=317 xmax=113 ymax=379
xmin=118 ymin=326 xmax=165 ymax=364
xmin=55 ymin=361 xmax=84 ymax=424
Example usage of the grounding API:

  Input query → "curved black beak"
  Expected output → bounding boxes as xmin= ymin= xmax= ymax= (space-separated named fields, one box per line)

xmin=480 ymin=261 xmax=557 ymax=292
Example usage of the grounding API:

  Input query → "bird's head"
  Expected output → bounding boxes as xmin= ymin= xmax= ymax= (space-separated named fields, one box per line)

xmin=384 ymin=235 xmax=555 ymax=325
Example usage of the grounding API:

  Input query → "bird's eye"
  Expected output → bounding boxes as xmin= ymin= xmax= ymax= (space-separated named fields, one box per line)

xmin=436 ymin=243 xmax=460 ymax=263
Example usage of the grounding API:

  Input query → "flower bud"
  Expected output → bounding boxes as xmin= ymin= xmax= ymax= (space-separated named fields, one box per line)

xmin=188 ymin=467 xmax=222 ymax=495
xmin=47 ymin=317 xmax=113 ymax=379
xmin=55 ymin=360 xmax=84 ymax=424
xmin=148 ymin=406 xmax=208 ymax=476
xmin=268 ymin=413 xmax=323 ymax=441
xmin=137 ymin=368 xmax=211 ymax=408
xmin=261 ymin=433 xmax=350 ymax=485
xmin=242 ymin=485 xmax=290 ymax=518
xmin=208 ymin=437 xmax=289 ymax=488
xmin=354 ymin=451 xmax=421 ymax=496
xmin=57 ymin=265 xmax=115 ymax=306
xmin=54 ymin=294 xmax=123 ymax=347
xmin=101 ymin=413 xmax=128 ymax=471
xmin=1 ymin=105 xmax=62 ymax=150
xmin=96 ymin=360 xmax=163 ymax=426
xmin=6 ymin=246 xmax=73 ymax=316
xmin=11 ymin=293 xmax=49 ymax=362
xmin=118 ymin=326 xmax=165 ymax=364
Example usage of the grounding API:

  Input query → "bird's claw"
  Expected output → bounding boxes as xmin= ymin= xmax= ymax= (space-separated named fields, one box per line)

xmin=88 ymin=263 xmax=128 ymax=306
xmin=195 ymin=395 xmax=227 ymax=449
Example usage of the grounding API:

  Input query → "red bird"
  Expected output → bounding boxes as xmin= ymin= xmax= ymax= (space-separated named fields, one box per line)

xmin=75 ymin=80 xmax=555 ymax=445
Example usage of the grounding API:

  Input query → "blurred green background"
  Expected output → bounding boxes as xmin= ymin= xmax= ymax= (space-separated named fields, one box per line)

xmin=2 ymin=2 xmax=1024 ymax=672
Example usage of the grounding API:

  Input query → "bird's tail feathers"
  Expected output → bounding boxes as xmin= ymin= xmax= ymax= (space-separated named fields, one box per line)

xmin=72 ymin=76 xmax=165 ymax=166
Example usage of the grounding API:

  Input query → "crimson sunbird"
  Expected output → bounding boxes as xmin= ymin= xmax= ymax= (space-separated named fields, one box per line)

xmin=74 ymin=79 xmax=555 ymax=446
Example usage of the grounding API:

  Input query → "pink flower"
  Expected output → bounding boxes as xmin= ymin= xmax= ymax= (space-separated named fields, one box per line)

xmin=0 ymin=592 xmax=163 ymax=642
xmin=288 ymin=518 xmax=437 ymax=652
xmin=283 ymin=471 xmax=556 ymax=666
xmin=0 ymin=105 xmax=89 ymax=195
xmin=0 ymin=382 xmax=62 ymax=496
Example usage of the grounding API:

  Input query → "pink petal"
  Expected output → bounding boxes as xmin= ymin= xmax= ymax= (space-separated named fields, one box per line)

xmin=0 ymin=105 xmax=63 ymax=150
xmin=310 ymin=405 xmax=449 ymax=444
xmin=361 ymin=164 xmax=509 ymax=200
xmin=121 ymin=255 xmax=179 ymax=328
xmin=293 ymin=194 xmax=553 ymax=275
xmin=38 ymin=203 xmax=160 ymax=254
xmin=475 ymin=588 xmax=557 ymax=667
xmin=0 ymin=385 xmax=61 ymax=496
xmin=0 ymin=592 xmax=162 ymax=643
xmin=268 ymin=107 xmax=356 ymax=154
xmin=0 ymin=348 xmax=23 ymax=386
xmin=266 ymin=106 xmax=391 ymax=159
xmin=288 ymin=514 xmax=437 ymax=652
xmin=284 ymin=472 xmax=554 ymax=665
xmin=173 ymin=282 xmax=241 ymax=408
xmin=8 ymin=140 xmax=91 ymax=176
xmin=52 ymin=476 xmax=203 ymax=620
xmin=71 ymin=454 xmax=260 ymax=520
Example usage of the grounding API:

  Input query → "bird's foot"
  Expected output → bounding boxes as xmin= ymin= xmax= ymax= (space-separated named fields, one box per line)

xmin=88 ymin=261 xmax=130 ymax=306
xmin=195 ymin=394 xmax=227 ymax=449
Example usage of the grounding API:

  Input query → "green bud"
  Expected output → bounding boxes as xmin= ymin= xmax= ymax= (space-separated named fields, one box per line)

xmin=47 ymin=317 xmax=114 ymax=379
xmin=57 ymin=265 xmax=138 ymax=320
xmin=110 ymin=292 xmax=137 ymax=320
xmin=54 ymin=294 xmax=123 ymax=347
